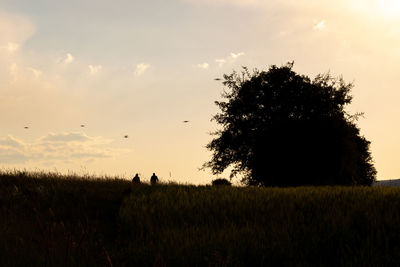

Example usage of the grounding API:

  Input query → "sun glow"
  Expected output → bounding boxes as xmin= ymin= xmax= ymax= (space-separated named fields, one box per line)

xmin=377 ymin=0 xmax=400 ymax=18
xmin=350 ymin=0 xmax=400 ymax=20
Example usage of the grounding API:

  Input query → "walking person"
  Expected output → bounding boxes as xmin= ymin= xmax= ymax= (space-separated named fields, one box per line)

xmin=150 ymin=173 xmax=159 ymax=185
xmin=132 ymin=173 xmax=140 ymax=184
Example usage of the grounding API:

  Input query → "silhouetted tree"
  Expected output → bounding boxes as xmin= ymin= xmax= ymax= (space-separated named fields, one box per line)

xmin=211 ymin=178 xmax=232 ymax=186
xmin=204 ymin=62 xmax=376 ymax=186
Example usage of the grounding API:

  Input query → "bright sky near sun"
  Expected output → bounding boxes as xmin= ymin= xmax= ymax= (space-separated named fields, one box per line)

xmin=1 ymin=0 xmax=400 ymax=184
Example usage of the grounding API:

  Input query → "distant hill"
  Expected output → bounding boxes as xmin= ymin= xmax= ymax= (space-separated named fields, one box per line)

xmin=373 ymin=179 xmax=400 ymax=187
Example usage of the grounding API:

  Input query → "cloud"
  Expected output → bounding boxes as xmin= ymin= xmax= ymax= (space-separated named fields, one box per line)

xmin=197 ymin=63 xmax=209 ymax=69
xmin=197 ymin=53 xmax=244 ymax=69
xmin=133 ymin=63 xmax=150 ymax=76
xmin=40 ymin=132 xmax=94 ymax=143
xmin=0 ymin=135 xmax=29 ymax=164
xmin=63 ymin=53 xmax=75 ymax=64
xmin=0 ymin=135 xmax=26 ymax=149
xmin=0 ymin=149 xmax=30 ymax=164
xmin=230 ymin=52 xmax=245 ymax=59
xmin=88 ymin=64 xmax=102 ymax=74
xmin=36 ymin=133 xmax=117 ymax=161
xmin=0 ymin=10 xmax=36 ymax=52
xmin=0 ymin=133 xmax=123 ymax=165
xmin=313 ymin=20 xmax=326 ymax=31
xmin=2 ymin=42 xmax=20 ymax=53
xmin=215 ymin=58 xmax=226 ymax=67
xmin=27 ymin=67 xmax=42 ymax=79
xmin=215 ymin=52 xmax=245 ymax=67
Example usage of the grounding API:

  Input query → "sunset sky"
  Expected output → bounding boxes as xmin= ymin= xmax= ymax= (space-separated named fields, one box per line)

xmin=1 ymin=0 xmax=400 ymax=184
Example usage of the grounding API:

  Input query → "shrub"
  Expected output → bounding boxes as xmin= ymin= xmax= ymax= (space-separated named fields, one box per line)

xmin=211 ymin=178 xmax=232 ymax=186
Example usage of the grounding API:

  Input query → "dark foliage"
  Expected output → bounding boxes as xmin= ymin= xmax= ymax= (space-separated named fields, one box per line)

xmin=204 ymin=62 xmax=376 ymax=186
xmin=211 ymin=178 xmax=232 ymax=186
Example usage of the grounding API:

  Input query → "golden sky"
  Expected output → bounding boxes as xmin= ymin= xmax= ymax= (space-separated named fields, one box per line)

xmin=0 ymin=0 xmax=399 ymax=183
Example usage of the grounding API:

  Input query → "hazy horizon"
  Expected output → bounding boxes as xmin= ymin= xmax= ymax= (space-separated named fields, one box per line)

xmin=1 ymin=0 xmax=400 ymax=184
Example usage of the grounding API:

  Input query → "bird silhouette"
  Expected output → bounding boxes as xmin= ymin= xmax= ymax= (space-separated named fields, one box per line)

xmin=183 ymin=120 xmax=189 ymax=123
xmin=24 ymin=126 xmax=29 ymax=129
xmin=124 ymin=135 xmax=128 ymax=138
xmin=80 ymin=125 xmax=85 ymax=127
xmin=214 ymin=78 xmax=221 ymax=81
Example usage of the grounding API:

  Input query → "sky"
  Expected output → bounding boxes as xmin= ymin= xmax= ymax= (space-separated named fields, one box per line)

xmin=1 ymin=0 xmax=400 ymax=184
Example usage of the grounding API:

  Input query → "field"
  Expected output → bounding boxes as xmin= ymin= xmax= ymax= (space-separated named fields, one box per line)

xmin=2 ymin=170 xmax=400 ymax=266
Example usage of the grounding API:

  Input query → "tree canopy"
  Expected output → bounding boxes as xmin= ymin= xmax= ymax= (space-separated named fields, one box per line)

xmin=204 ymin=63 xmax=376 ymax=186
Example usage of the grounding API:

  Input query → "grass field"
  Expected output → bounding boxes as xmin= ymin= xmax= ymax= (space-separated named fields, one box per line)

xmin=2 ymin=170 xmax=400 ymax=266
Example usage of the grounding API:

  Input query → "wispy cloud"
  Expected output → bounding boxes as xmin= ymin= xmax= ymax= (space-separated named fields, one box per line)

xmin=0 ymin=133 xmax=124 ymax=164
xmin=40 ymin=132 xmax=94 ymax=143
xmin=0 ymin=10 xmax=36 ymax=54
xmin=230 ymin=52 xmax=245 ymax=59
xmin=0 ymin=135 xmax=29 ymax=164
xmin=197 ymin=63 xmax=209 ymax=69
xmin=27 ymin=67 xmax=42 ymax=79
xmin=88 ymin=64 xmax=102 ymax=74
xmin=0 ymin=135 xmax=26 ymax=149
xmin=133 ymin=63 xmax=150 ymax=76
xmin=62 ymin=53 xmax=75 ymax=64
xmin=313 ymin=20 xmax=326 ymax=31
xmin=3 ymin=42 xmax=20 ymax=53
xmin=215 ymin=52 xmax=245 ymax=67
xmin=215 ymin=59 xmax=226 ymax=67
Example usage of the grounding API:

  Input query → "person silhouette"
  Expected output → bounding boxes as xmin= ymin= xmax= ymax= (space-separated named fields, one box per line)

xmin=132 ymin=173 xmax=140 ymax=184
xmin=150 ymin=173 xmax=159 ymax=185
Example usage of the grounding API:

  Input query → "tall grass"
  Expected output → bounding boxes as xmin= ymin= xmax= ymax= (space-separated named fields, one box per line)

xmin=0 ymin=169 xmax=130 ymax=266
xmin=120 ymin=185 xmax=400 ymax=266
xmin=2 ymin=170 xmax=400 ymax=266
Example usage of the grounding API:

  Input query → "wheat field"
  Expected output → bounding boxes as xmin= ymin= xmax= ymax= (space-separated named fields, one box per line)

xmin=2 ymin=170 xmax=400 ymax=266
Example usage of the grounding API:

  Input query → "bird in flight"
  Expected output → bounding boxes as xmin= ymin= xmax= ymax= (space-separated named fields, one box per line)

xmin=183 ymin=120 xmax=189 ymax=123
xmin=214 ymin=78 xmax=221 ymax=81
xmin=24 ymin=126 xmax=29 ymax=129
xmin=80 ymin=125 xmax=85 ymax=127
xmin=124 ymin=135 xmax=128 ymax=138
